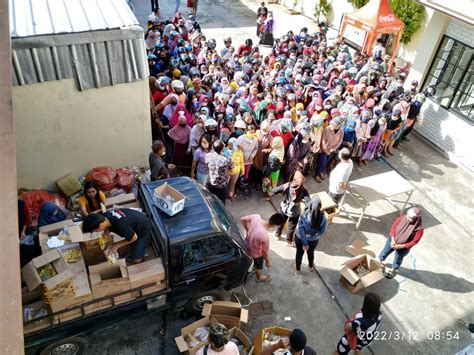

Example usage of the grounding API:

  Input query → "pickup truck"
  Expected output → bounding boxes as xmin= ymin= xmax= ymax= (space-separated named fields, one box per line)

xmin=24 ymin=177 xmax=252 ymax=355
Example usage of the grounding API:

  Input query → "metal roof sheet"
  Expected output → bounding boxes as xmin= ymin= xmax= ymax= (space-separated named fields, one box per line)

xmin=10 ymin=0 xmax=139 ymax=38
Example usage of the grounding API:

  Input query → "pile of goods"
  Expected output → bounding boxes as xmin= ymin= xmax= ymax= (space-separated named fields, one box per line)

xmin=184 ymin=326 xmax=210 ymax=348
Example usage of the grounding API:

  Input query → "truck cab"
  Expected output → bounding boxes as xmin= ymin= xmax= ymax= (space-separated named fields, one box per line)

xmin=139 ymin=176 xmax=253 ymax=313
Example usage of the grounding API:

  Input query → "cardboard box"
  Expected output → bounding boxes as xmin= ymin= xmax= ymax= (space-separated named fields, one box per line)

xmin=229 ymin=327 xmax=254 ymax=355
xmin=138 ymin=281 xmax=167 ymax=297
xmin=39 ymin=224 xmax=84 ymax=254
xmin=23 ymin=300 xmax=56 ymax=334
xmin=345 ymin=239 xmax=376 ymax=258
xmin=49 ymin=248 xmax=95 ymax=322
xmin=104 ymin=193 xmax=137 ymax=208
xmin=128 ymin=258 xmax=166 ymax=290
xmin=56 ymin=173 xmax=82 ymax=197
xmin=22 ymin=250 xmax=74 ymax=301
xmin=339 ymin=254 xmax=384 ymax=293
xmin=201 ymin=301 xmax=249 ymax=329
xmin=154 ymin=183 xmax=186 ymax=216
xmin=175 ymin=316 xmax=215 ymax=354
xmin=88 ymin=259 xmax=134 ymax=307
xmin=39 ymin=219 xmax=76 ymax=234
xmin=112 ymin=201 xmax=141 ymax=210
xmin=253 ymin=326 xmax=292 ymax=355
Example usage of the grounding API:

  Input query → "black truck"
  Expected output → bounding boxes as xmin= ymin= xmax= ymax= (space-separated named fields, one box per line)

xmin=24 ymin=177 xmax=252 ymax=354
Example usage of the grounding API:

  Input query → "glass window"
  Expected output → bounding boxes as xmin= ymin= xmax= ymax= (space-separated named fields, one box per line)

xmin=181 ymin=236 xmax=234 ymax=270
xmin=422 ymin=36 xmax=473 ymax=122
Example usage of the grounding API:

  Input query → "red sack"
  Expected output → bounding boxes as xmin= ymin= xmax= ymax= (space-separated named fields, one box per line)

xmin=115 ymin=168 xmax=136 ymax=193
xmin=86 ymin=166 xmax=117 ymax=191
xmin=20 ymin=190 xmax=66 ymax=227
xmin=344 ymin=310 xmax=360 ymax=350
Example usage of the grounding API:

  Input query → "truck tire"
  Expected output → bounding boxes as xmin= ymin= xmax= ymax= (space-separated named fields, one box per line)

xmin=39 ymin=337 xmax=89 ymax=355
xmin=186 ymin=289 xmax=230 ymax=315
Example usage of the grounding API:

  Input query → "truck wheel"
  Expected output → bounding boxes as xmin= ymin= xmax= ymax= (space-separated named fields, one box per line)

xmin=39 ymin=337 xmax=88 ymax=355
xmin=186 ymin=289 xmax=230 ymax=314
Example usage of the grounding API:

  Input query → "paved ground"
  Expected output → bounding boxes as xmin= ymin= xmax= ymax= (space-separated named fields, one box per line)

xmin=87 ymin=0 xmax=474 ymax=354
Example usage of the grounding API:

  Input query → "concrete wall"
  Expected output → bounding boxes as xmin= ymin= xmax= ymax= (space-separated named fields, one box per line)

xmin=13 ymin=78 xmax=151 ymax=190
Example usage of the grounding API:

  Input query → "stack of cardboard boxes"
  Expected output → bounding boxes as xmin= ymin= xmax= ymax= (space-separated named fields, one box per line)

xmin=21 ymin=193 xmax=167 ymax=335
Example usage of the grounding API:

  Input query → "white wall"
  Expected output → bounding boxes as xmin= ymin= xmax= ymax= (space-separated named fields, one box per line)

xmin=13 ymin=79 xmax=151 ymax=190
xmin=410 ymin=17 xmax=474 ymax=172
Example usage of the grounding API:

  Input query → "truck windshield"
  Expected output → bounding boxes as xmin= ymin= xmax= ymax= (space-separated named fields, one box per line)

xmin=199 ymin=186 xmax=247 ymax=250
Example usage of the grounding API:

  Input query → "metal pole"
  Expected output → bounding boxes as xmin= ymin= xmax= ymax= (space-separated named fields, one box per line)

xmin=0 ymin=0 xmax=24 ymax=352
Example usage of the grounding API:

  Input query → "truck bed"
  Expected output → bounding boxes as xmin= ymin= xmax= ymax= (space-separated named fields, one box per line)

xmin=23 ymin=198 xmax=171 ymax=353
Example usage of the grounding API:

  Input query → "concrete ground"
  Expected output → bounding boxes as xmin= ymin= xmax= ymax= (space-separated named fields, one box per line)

xmin=87 ymin=0 xmax=473 ymax=354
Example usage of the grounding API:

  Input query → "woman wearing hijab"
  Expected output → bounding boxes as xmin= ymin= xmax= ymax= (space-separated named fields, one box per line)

xmin=314 ymin=117 xmax=344 ymax=183
xmin=361 ymin=116 xmax=387 ymax=161
xmin=253 ymin=120 xmax=273 ymax=181
xmin=284 ymin=126 xmax=311 ymax=181
xmin=225 ymin=137 xmax=244 ymax=200
xmin=253 ymin=100 xmax=269 ymax=125
xmin=38 ymin=201 xmax=66 ymax=228
xmin=379 ymin=207 xmax=424 ymax=278
xmin=170 ymin=103 xmax=193 ymax=127
xmin=272 ymin=171 xmax=310 ymax=245
xmin=237 ymin=125 xmax=259 ymax=181
xmin=293 ymin=196 xmax=327 ymax=274
xmin=168 ymin=114 xmax=192 ymax=169
xmin=267 ymin=136 xmax=284 ymax=188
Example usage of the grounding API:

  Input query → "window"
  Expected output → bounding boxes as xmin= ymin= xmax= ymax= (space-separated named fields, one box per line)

xmin=181 ymin=236 xmax=235 ymax=270
xmin=423 ymin=36 xmax=473 ymax=122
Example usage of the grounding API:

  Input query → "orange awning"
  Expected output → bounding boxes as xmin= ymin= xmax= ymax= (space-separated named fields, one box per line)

xmin=345 ymin=0 xmax=405 ymax=32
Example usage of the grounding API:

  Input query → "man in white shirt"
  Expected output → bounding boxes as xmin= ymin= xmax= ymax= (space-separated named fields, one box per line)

xmin=329 ymin=148 xmax=353 ymax=204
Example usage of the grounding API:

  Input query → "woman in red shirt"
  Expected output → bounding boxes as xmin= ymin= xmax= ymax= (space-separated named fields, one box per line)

xmin=379 ymin=207 xmax=424 ymax=278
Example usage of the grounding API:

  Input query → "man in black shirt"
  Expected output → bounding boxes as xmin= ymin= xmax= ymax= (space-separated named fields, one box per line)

xmin=82 ymin=209 xmax=151 ymax=264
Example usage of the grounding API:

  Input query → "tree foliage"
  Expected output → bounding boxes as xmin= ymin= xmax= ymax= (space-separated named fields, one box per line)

xmin=346 ymin=0 xmax=425 ymax=44
xmin=314 ymin=0 xmax=332 ymax=21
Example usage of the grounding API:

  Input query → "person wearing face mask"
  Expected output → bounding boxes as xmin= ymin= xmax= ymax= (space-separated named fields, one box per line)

xmin=237 ymin=124 xmax=259 ymax=181
xmin=353 ymin=112 xmax=371 ymax=166
xmin=204 ymin=118 xmax=219 ymax=141
xmin=191 ymin=133 xmax=212 ymax=185
xmin=170 ymin=102 xmax=193 ymax=127
xmin=284 ymin=127 xmax=311 ymax=181
xmin=225 ymin=137 xmax=245 ymax=200
xmin=189 ymin=114 xmax=206 ymax=154
xmin=383 ymin=108 xmax=402 ymax=156
xmin=293 ymin=195 xmax=327 ymax=274
xmin=168 ymin=114 xmax=192 ymax=169
xmin=149 ymin=140 xmax=174 ymax=181
xmin=379 ymin=207 xmax=424 ymax=279
xmin=272 ymin=171 xmax=310 ymax=245
xmin=314 ymin=117 xmax=344 ymax=183
xmin=231 ymin=119 xmax=246 ymax=139
xmin=401 ymin=93 xmax=426 ymax=142
xmin=362 ymin=116 xmax=387 ymax=161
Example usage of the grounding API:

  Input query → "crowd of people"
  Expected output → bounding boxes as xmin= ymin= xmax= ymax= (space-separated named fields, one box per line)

xmin=143 ymin=4 xmax=432 ymax=353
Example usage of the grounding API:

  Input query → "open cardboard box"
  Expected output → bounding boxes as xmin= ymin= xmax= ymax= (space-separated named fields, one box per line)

xmin=112 ymin=201 xmax=142 ymax=211
xmin=340 ymin=254 xmax=384 ymax=293
xmin=22 ymin=250 xmax=74 ymax=300
xmin=229 ymin=327 xmax=254 ymax=354
xmin=253 ymin=326 xmax=292 ymax=355
xmin=175 ymin=316 xmax=216 ymax=354
xmin=49 ymin=245 xmax=95 ymax=322
xmin=39 ymin=224 xmax=84 ymax=254
xmin=154 ymin=183 xmax=186 ymax=216
xmin=345 ymin=239 xmax=376 ymax=258
xmin=127 ymin=258 xmax=166 ymax=297
xmin=39 ymin=219 xmax=76 ymax=234
xmin=201 ymin=301 xmax=249 ymax=329
xmin=88 ymin=259 xmax=134 ymax=308
xmin=104 ymin=193 xmax=137 ymax=208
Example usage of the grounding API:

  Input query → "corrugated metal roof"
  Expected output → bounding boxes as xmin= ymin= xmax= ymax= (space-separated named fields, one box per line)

xmin=10 ymin=0 xmax=139 ymax=38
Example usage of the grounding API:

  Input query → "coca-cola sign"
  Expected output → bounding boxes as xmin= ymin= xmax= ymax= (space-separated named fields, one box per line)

xmin=379 ymin=14 xmax=395 ymax=23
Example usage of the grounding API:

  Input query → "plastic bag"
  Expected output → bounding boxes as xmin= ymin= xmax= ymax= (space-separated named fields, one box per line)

xmin=115 ymin=168 xmax=136 ymax=193
xmin=86 ymin=166 xmax=117 ymax=191
xmin=20 ymin=190 xmax=66 ymax=227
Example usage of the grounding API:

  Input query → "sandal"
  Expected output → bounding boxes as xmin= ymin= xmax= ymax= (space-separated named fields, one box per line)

xmin=314 ymin=176 xmax=322 ymax=183
xmin=256 ymin=275 xmax=272 ymax=282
